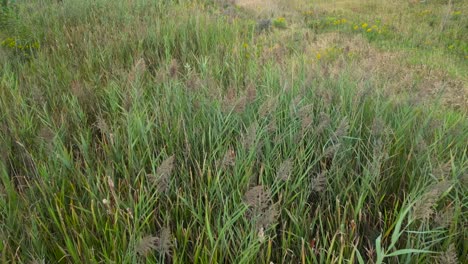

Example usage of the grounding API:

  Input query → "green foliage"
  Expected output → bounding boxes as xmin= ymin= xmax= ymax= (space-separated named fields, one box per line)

xmin=0 ymin=0 xmax=466 ymax=263
xmin=0 ymin=1 xmax=40 ymax=61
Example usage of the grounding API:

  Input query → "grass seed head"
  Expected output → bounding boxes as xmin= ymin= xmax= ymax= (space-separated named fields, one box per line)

xmin=38 ymin=126 xmax=54 ymax=150
xmin=433 ymin=161 xmax=452 ymax=180
xmin=257 ymin=227 xmax=266 ymax=242
xmin=416 ymin=137 xmax=428 ymax=153
xmin=267 ymin=118 xmax=277 ymax=133
xmin=157 ymin=155 xmax=175 ymax=179
xmin=435 ymin=244 xmax=458 ymax=264
xmin=242 ymin=122 xmax=258 ymax=150
xmin=371 ymin=117 xmax=386 ymax=137
xmin=257 ymin=204 xmax=279 ymax=229
xmin=235 ymin=95 xmax=247 ymax=113
xmin=258 ymin=97 xmax=278 ymax=118
xmin=246 ymin=83 xmax=257 ymax=103
xmin=316 ymin=112 xmax=331 ymax=135
xmin=244 ymin=185 xmax=271 ymax=213
xmin=95 ymin=116 xmax=109 ymax=135
xmin=169 ymin=59 xmax=179 ymax=78
xmin=185 ymin=74 xmax=202 ymax=91
xmin=289 ymin=95 xmax=302 ymax=114
xmin=222 ymin=148 xmax=236 ymax=167
xmin=298 ymin=104 xmax=314 ymax=119
xmin=30 ymin=259 xmax=46 ymax=264
xmin=301 ymin=115 xmax=313 ymax=133
xmin=324 ymin=143 xmax=341 ymax=158
xmin=334 ymin=117 xmax=349 ymax=140
xmin=277 ymin=159 xmax=293 ymax=181
xmin=136 ymin=228 xmax=172 ymax=257
xmin=136 ymin=235 xmax=158 ymax=257
xmin=128 ymin=58 xmax=146 ymax=83
xmin=311 ymin=170 xmax=327 ymax=192
xmin=413 ymin=181 xmax=451 ymax=221
xmin=70 ymin=80 xmax=87 ymax=100
xmin=158 ymin=227 xmax=173 ymax=256
xmin=433 ymin=205 xmax=454 ymax=228
xmin=148 ymin=155 xmax=175 ymax=193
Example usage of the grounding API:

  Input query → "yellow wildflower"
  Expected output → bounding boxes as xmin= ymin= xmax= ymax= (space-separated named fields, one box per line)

xmin=362 ymin=23 xmax=368 ymax=29
xmin=367 ymin=28 xmax=372 ymax=33
xmin=353 ymin=25 xmax=359 ymax=30
xmin=316 ymin=52 xmax=321 ymax=60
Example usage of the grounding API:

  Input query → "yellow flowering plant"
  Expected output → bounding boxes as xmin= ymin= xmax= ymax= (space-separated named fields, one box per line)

xmin=1 ymin=36 xmax=40 ymax=58
xmin=273 ymin=17 xmax=287 ymax=29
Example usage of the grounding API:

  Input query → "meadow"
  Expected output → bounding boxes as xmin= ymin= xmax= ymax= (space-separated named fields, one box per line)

xmin=0 ymin=0 xmax=467 ymax=263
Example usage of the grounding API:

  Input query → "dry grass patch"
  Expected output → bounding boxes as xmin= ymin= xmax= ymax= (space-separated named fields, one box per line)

xmin=301 ymin=32 xmax=467 ymax=110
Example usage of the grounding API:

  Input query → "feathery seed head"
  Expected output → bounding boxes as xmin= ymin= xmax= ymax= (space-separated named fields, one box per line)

xmin=301 ymin=115 xmax=313 ymax=133
xmin=128 ymin=58 xmax=146 ymax=83
xmin=169 ymin=59 xmax=179 ymax=78
xmin=246 ymin=83 xmax=257 ymax=103
xmin=258 ymin=97 xmax=278 ymax=118
xmin=136 ymin=228 xmax=172 ymax=257
xmin=242 ymin=122 xmax=258 ymax=150
xmin=158 ymin=227 xmax=173 ymax=256
xmin=136 ymin=235 xmax=158 ymax=257
xmin=148 ymin=155 xmax=175 ymax=193
xmin=433 ymin=161 xmax=452 ymax=180
xmin=334 ymin=118 xmax=349 ymax=140
xmin=371 ymin=117 xmax=386 ymax=137
xmin=258 ymin=227 xmax=266 ymax=242
xmin=277 ymin=159 xmax=293 ymax=181
xmin=311 ymin=170 xmax=327 ymax=192
xmin=107 ymin=176 xmax=115 ymax=190
xmin=267 ymin=118 xmax=277 ymax=133
xmin=413 ymin=181 xmax=451 ymax=221
xmin=257 ymin=204 xmax=279 ymax=229
xmin=324 ymin=143 xmax=341 ymax=158
xmin=222 ymin=148 xmax=236 ymax=167
xmin=433 ymin=205 xmax=454 ymax=228
xmin=244 ymin=185 xmax=271 ymax=213
xmin=435 ymin=244 xmax=458 ymax=264
xmin=298 ymin=104 xmax=314 ymax=119
xmin=316 ymin=112 xmax=331 ymax=135
xmin=157 ymin=155 xmax=175 ymax=179
xmin=95 ymin=116 xmax=109 ymax=135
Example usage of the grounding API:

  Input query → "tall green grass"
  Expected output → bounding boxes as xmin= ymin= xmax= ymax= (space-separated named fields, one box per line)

xmin=0 ymin=0 xmax=467 ymax=263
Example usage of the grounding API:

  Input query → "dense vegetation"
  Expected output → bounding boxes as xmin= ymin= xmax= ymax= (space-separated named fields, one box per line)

xmin=0 ymin=0 xmax=466 ymax=263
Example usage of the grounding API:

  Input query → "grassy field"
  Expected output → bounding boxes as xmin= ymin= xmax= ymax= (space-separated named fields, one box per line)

xmin=0 ymin=0 xmax=467 ymax=263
